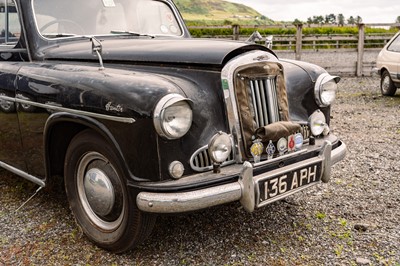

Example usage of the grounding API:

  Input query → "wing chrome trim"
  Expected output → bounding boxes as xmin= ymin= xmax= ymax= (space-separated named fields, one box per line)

xmin=0 ymin=95 xmax=135 ymax=124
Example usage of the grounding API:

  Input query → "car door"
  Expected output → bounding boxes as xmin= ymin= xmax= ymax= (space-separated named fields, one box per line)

xmin=0 ymin=0 xmax=28 ymax=171
xmin=386 ymin=33 xmax=400 ymax=82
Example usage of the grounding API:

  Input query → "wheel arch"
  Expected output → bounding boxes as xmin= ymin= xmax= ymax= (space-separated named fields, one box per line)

xmin=379 ymin=67 xmax=389 ymax=77
xmin=43 ymin=112 xmax=132 ymax=186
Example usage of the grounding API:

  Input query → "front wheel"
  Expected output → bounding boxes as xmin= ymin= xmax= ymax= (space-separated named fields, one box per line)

xmin=64 ymin=129 xmax=155 ymax=253
xmin=380 ymin=70 xmax=397 ymax=96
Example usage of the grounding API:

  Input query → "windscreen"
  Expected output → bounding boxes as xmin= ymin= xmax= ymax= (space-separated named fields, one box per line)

xmin=33 ymin=0 xmax=182 ymax=38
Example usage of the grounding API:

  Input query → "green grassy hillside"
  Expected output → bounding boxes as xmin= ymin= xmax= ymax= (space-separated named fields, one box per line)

xmin=174 ymin=0 xmax=274 ymax=26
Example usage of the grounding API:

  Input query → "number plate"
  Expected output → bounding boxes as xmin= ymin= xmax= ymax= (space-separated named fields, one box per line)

xmin=256 ymin=161 xmax=322 ymax=207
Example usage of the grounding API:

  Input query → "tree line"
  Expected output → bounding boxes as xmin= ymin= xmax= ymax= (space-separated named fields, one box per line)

xmin=293 ymin=14 xmax=400 ymax=26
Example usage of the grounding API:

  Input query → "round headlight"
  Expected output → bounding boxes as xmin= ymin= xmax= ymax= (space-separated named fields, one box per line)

xmin=309 ymin=110 xmax=326 ymax=136
xmin=153 ymin=94 xmax=193 ymax=140
xmin=314 ymin=73 xmax=340 ymax=107
xmin=208 ymin=132 xmax=232 ymax=163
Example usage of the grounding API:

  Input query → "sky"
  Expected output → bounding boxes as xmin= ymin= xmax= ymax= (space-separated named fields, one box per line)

xmin=226 ymin=0 xmax=400 ymax=23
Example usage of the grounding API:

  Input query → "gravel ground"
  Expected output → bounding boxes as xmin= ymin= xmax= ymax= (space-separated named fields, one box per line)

xmin=1 ymin=75 xmax=400 ymax=265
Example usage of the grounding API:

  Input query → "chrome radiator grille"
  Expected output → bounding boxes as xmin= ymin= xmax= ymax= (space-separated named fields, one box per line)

xmin=190 ymin=146 xmax=234 ymax=172
xmin=249 ymin=77 xmax=280 ymax=128
xmin=298 ymin=123 xmax=311 ymax=140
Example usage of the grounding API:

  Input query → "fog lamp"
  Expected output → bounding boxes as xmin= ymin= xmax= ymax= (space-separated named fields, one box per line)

xmin=309 ymin=110 xmax=326 ymax=136
xmin=208 ymin=132 xmax=232 ymax=163
xmin=169 ymin=161 xmax=184 ymax=179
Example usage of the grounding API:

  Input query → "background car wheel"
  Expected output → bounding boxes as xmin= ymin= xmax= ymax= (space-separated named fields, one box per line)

xmin=0 ymin=99 xmax=15 ymax=113
xmin=64 ymin=129 xmax=155 ymax=253
xmin=380 ymin=70 xmax=397 ymax=96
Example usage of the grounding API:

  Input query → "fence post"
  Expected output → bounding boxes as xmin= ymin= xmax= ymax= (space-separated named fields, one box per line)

xmin=357 ymin=23 xmax=365 ymax=77
xmin=295 ymin=24 xmax=303 ymax=60
xmin=232 ymin=25 xmax=240 ymax=40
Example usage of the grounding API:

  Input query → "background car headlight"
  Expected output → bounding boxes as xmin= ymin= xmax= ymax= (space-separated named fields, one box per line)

xmin=309 ymin=110 xmax=326 ymax=136
xmin=153 ymin=94 xmax=193 ymax=139
xmin=208 ymin=132 xmax=232 ymax=163
xmin=314 ymin=73 xmax=340 ymax=107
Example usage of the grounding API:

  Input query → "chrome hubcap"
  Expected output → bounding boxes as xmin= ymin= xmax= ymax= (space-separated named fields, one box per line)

xmin=77 ymin=152 xmax=124 ymax=231
xmin=84 ymin=168 xmax=115 ymax=216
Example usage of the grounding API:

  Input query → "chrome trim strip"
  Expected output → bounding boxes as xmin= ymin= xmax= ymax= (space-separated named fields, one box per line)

xmin=0 ymin=161 xmax=45 ymax=187
xmin=0 ymin=95 xmax=135 ymax=124
xmin=0 ymin=95 xmax=14 ymax=102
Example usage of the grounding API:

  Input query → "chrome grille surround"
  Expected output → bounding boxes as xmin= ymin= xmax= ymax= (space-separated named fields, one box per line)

xmin=233 ymin=59 xmax=290 ymax=159
xmin=221 ymin=51 xmax=311 ymax=163
xmin=221 ymin=50 xmax=279 ymax=163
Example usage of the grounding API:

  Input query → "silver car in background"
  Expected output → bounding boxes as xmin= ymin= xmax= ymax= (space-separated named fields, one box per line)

xmin=376 ymin=31 xmax=400 ymax=96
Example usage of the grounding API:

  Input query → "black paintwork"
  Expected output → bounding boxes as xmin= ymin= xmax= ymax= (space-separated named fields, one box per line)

xmin=0 ymin=0 xmax=332 ymax=188
xmin=40 ymin=38 xmax=272 ymax=67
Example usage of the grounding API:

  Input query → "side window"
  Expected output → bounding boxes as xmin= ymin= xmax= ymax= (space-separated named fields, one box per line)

xmin=387 ymin=34 xmax=400 ymax=53
xmin=0 ymin=0 xmax=21 ymax=45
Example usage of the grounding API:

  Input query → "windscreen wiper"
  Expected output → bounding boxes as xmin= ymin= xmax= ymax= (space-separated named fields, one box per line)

xmin=42 ymin=33 xmax=78 ymax=38
xmin=110 ymin=30 xmax=155 ymax=38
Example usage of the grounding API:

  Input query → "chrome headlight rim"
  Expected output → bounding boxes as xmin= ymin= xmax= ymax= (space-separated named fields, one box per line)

xmin=153 ymin=94 xmax=193 ymax=140
xmin=208 ymin=132 xmax=233 ymax=163
xmin=314 ymin=73 xmax=340 ymax=107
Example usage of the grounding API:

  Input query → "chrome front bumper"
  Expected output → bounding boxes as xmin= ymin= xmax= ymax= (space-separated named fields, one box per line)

xmin=136 ymin=140 xmax=347 ymax=214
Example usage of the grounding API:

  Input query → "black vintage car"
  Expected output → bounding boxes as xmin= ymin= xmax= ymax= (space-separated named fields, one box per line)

xmin=0 ymin=0 xmax=346 ymax=252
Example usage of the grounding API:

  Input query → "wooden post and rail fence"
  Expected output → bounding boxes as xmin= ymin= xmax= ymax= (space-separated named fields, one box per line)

xmin=188 ymin=23 xmax=400 ymax=76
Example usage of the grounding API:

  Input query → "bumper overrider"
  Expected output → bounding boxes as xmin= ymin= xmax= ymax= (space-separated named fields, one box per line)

xmin=136 ymin=139 xmax=346 ymax=214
